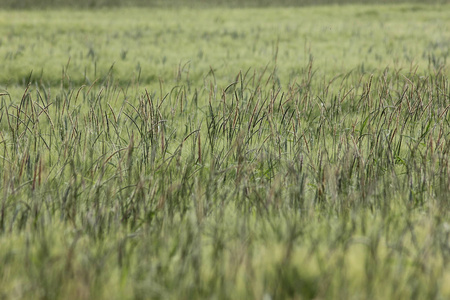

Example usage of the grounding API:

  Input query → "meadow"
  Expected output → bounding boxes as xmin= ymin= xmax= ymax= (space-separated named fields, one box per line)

xmin=1 ymin=2 xmax=450 ymax=299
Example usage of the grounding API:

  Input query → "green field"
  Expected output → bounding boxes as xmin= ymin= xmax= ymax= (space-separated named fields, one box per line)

xmin=1 ymin=2 xmax=450 ymax=300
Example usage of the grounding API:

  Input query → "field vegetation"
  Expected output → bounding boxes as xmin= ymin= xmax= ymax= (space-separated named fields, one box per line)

xmin=1 ymin=2 xmax=450 ymax=299
xmin=1 ymin=0 xmax=449 ymax=9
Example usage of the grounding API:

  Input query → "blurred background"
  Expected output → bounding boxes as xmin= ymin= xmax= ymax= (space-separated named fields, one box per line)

xmin=1 ymin=0 xmax=449 ymax=9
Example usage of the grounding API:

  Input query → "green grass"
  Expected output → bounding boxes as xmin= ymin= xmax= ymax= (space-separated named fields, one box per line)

xmin=1 ymin=0 xmax=449 ymax=9
xmin=1 ymin=5 xmax=449 ymax=93
xmin=1 ymin=4 xmax=450 ymax=300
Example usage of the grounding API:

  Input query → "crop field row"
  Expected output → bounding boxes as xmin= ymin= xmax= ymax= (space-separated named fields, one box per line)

xmin=0 ymin=4 xmax=450 ymax=300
